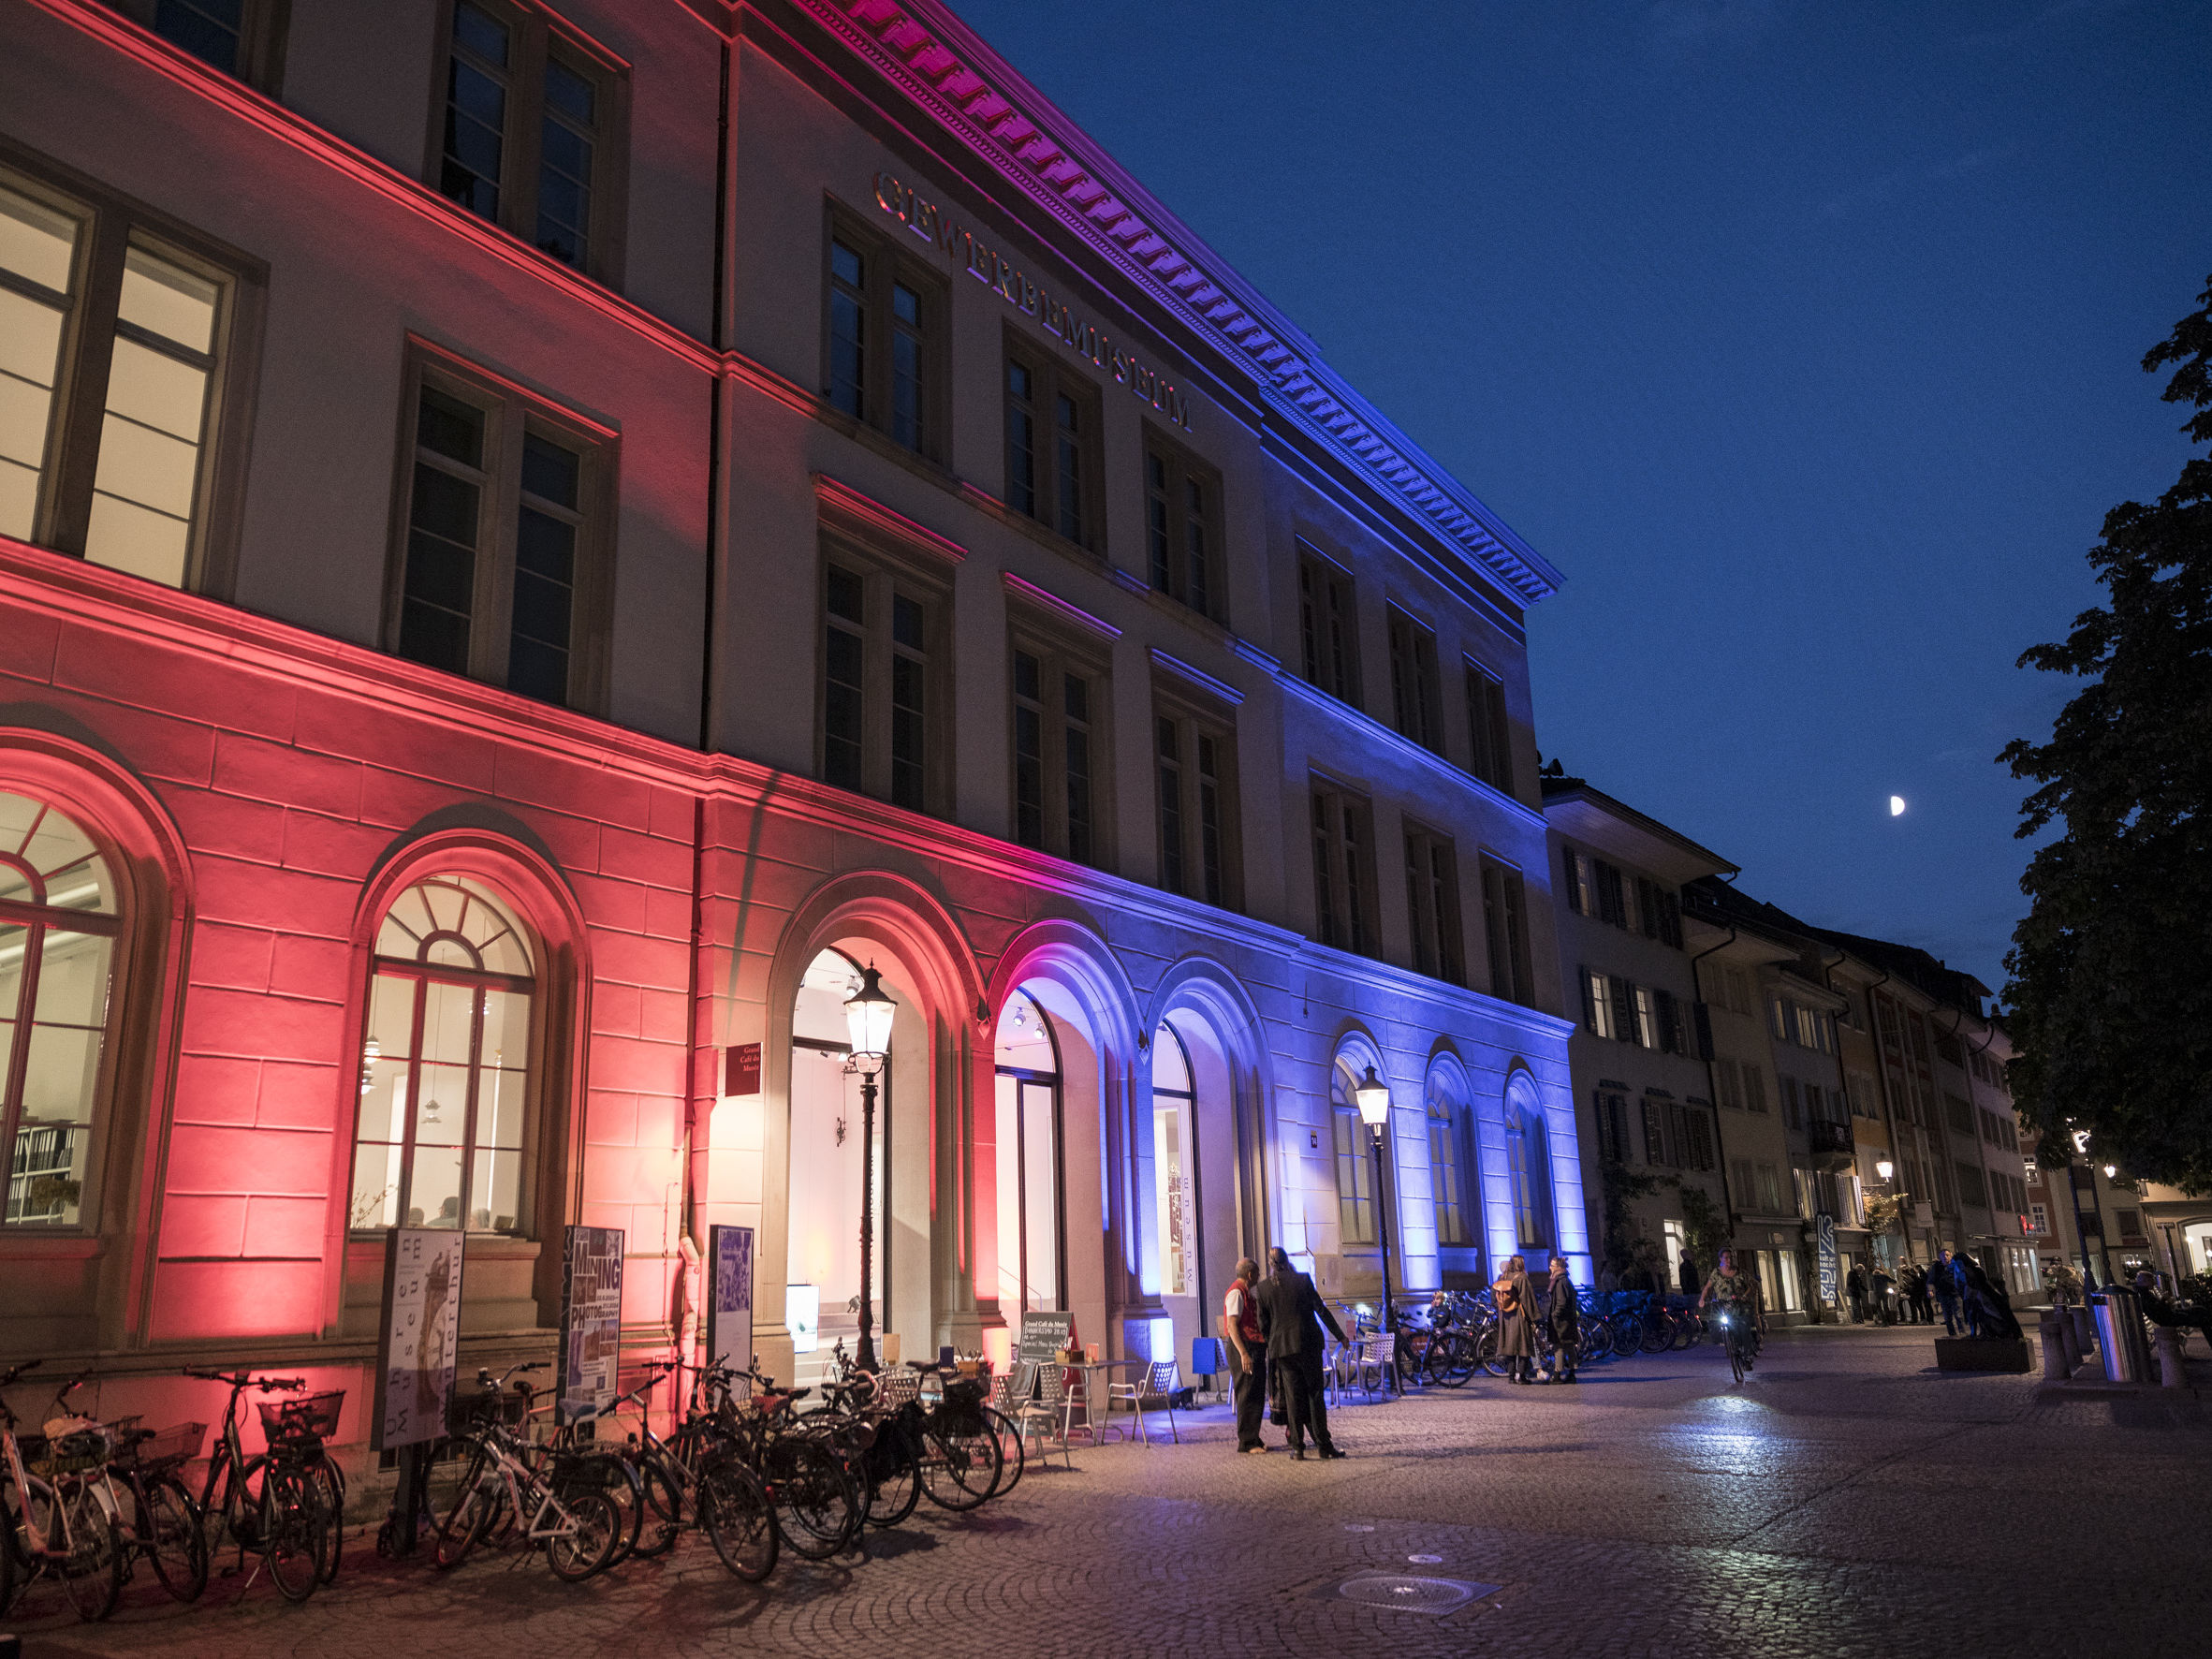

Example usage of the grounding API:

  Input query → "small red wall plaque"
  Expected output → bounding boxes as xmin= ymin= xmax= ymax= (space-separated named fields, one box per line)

xmin=725 ymin=1042 xmax=761 ymax=1097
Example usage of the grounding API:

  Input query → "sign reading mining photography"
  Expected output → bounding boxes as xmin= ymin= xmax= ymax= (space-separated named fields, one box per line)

xmin=1017 ymin=1309 xmax=1073 ymax=1364
xmin=558 ymin=1225 xmax=625 ymax=1424
xmin=703 ymin=1225 xmax=754 ymax=1373
xmin=374 ymin=1227 xmax=464 ymax=1452
xmin=1816 ymin=1213 xmax=1839 ymax=1308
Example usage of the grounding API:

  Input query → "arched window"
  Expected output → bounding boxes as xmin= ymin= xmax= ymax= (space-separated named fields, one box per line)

xmin=1330 ymin=1055 xmax=1374 ymax=1245
xmin=1505 ymin=1097 xmax=1550 ymax=1250
xmin=351 ymin=876 xmax=536 ymax=1236
xmin=1426 ymin=1073 xmax=1470 ymax=1247
xmin=1150 ymin=1023 xmax=1196 ymax=1296
xmin=1 ymin=793 xmax=120 ymax=1228
xmin=992 ymin=988 xmax=1062 ymax=1314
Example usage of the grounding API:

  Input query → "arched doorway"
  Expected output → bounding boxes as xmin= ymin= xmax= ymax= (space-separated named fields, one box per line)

xmin=784 ymin=947 xmax=897 ymax=1377
xmin=992 ymin=989 xmax=1062 ymax=1319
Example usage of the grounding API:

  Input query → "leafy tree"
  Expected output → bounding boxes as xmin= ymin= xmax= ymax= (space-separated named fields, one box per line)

xmin=2000 ymin=272 xmax=2212 ymax=1193
xmin=1597 ymin=1159 xmax=1663 ymax=1272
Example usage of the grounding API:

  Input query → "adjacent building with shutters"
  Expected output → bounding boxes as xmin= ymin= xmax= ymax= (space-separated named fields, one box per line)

xmin=1544 ymin=776 xmax=1732 ymax=1291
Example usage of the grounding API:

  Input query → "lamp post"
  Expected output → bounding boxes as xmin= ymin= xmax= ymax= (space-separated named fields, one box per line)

xmin=842 ymin=962 xmax=896 ymax=1371
xmin=1353 ymin=1064 xmax=1395 ymax=1346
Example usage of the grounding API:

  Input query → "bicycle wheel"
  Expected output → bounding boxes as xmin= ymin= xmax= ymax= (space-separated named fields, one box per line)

xmin=1728 ymin=1331 xmax=1746 ymax=1387
xmin=863 ymin=1423 xmax=921 ymax=1528
xmin=1637 ymin=1311 xmax=1667 ymax=1355
xmin=698 ymin=1460 xmax=778 ymax=1581
xmin=0 ymin=1469 xmax=26 ymax=1616
xmin=310 ymin=1460 xmax=344 ymax=1584
xmin=628 ymin=1452 xmax=685 ymax=1559
xmin=51 ymin=1476 xmax=123 ymax=1622
xmin=432 ymin=1459 xmax=494 ymax=1570
xmin=1431 ymin=1330 xmax=1478 ymax=1387
xmin=767 ymin=1437 xmax=858 ymax=1559
xmin=562 ymin=1452 xmax=643 ymax=1566
xmin=140 ymin=1474 xmax=209 ymax=1603
xmin=258 ymin=1467 xmax=325 ymax=1604
xmin=543 ymin=1488 xmax=623 ymax=1582
xmin=916 ymin=1421 xmax=1002 ymax=1513
xmin=1475 ymin=1325 xmax=1507 ymax=1378
xmin=981 ymin=1404 xmax=1025 ymax=1497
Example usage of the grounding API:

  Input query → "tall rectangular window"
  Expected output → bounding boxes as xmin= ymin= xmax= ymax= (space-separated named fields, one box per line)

xmin=1153 ymin=694 xmax=1238 ymax=908
xmin=1143 ymin=436 xmax=1223 ymax=619
xmin=1402 ymin=823 xmax=1463 ymax=987
xmin=0 ymin=170 xmax=256 ymax=591
xmin=1466 ymin=660 xmax=1514 ymax=793
xmin=1310 ymin=782 xmax=1376 ymax=956
xmin=1480 ymin=854 xmax=1532 ymax=1006
xmin=1003 ymin=345 xmax=1100 ymax=549
xmin=390 ymin=354 xmax=611 ymax=710
xmin=435 ymin=2 xmax=623 ymax=278
xmin=823 ymin=216 xmax=943 ymax=458
xmin=1333 ymin=1107 xmax=1374 ymax=1245
xmin=1386 ymin=608 xmax=1443 ymax=753
xmin=1008 ymin=634 xmax=1108 ymax=867
xmin=815 ymin=551 xmax=946 ymax=814
xmin=1560 ymin=847 xmax=1594 ymax=917
xmin=112 ymin=0 xmax=290 ymax=90
xmin=1580 ymin=969 xmax=1618 ymax=1039
xmin=1297 ymin=552 xmax=1358 ymax=704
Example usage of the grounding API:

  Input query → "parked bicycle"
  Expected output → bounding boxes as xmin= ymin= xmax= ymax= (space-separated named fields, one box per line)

xmin=184 ymin=1367 xmax=342 ymax=1604
xmin=0 ymin=1360 xmax=123 ymax=1621
xmin=432 ymin=1362 xmax=623 ymax=1580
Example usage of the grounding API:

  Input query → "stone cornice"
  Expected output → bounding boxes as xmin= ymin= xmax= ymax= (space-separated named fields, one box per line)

xmin=788 ymin=0 xmax=1563 ymax=607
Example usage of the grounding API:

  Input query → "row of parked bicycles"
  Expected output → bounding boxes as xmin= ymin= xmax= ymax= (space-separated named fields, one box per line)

xmin=1334 ymin=1285 xmax=1736 ymax=1389
xmin=0 ymin=1341 xmax=1027 ymax=1622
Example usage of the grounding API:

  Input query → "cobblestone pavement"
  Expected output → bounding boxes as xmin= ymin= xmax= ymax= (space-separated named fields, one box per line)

xmin=12 ymin=1327 xmax=2209 ymax=1659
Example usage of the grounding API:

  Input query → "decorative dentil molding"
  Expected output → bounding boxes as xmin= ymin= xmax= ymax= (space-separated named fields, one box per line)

xmin=794 ymin=0 xmax=1563 ymax=606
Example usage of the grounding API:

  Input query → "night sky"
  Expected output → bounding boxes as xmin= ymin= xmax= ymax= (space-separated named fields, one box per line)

xmin=945 ymin=0 xmax=2211 ymax=995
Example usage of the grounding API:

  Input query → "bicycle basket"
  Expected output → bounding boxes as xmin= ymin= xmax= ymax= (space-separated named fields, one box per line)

xmin=447 ymin=1386 xmax=533 ymax=1434
xmin=258 ymin=1389 xmax=344 ymax=1442
xmin=128 ymin=1420 xmax=209 ymax=1469
xmin=32 ymin=1414 xmax=134 ymax=1476
xmin=934 ymin=1376 xmax=988 ymax=1435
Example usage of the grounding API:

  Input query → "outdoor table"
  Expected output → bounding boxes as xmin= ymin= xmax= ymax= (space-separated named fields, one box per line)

xmin=1062 ymin=1358 xmax=1145 ymax=1443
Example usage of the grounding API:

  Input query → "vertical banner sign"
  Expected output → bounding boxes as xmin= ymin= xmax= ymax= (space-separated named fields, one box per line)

xmin=558 ymin=1225 xmax=625 ymax=1424
xmin=704 ymin=1225 xmax=754 ymax=1372
xmin=374 ymin=1228 xmax=464 ymax=1452
xmin=1817 ymin=1214 xmax=1839 ymax=1308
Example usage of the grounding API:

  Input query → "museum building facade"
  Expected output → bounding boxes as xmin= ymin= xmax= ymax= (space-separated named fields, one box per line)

xmin=0 ymin=0 xmax=1578 ymax=1453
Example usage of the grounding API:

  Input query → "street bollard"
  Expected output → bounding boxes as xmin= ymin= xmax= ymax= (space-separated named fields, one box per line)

xmin=2071 ymin=1305 xmax=2098 ymax=1358
xmin=2055 ymin=1307 xmax=2081 ymax=1371
xmin=2040 ymin=1313 xmax=2070 ymax=1380
xmin=2153 ymin=1325 xmax=2186 ymax=1389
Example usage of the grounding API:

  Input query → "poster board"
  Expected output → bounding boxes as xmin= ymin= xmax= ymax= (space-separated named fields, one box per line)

xmin=703 ymin=1225 xmax=754 ymax=1373
xmin=374 ymin=1228 xmax=464 ymax=1452
xmin=558 ymin=1225 xmax=625 ymax=1424
xmin=1816 ymin=1214 xmax=1839 ymax=1307
xmin=1017 ymin=1309 xmax=1072 ymax=1363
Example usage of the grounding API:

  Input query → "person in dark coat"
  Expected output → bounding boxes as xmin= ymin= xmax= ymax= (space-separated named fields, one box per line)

xmin=1929 ymin=1249 xmax=1964 ymax=1335
xmin=1870 ymin=1263 xmax=1897 ymax=1325
xmin=1845 ymin=1261 xmax=1868 ymax=1323
xmin=1541 ymin=1255 xmax=1581 ymax=1384
xmin=1677 ymin=1254 xmax=1701 ymax=1297
xmin=1494 ymin=1255 xmax=1537 ymax=1384
xmin=1958 ymin=1254 xmax=2023 ymax=1341
xmin=1253 ymin=1247 xmax=1348 ymax=1460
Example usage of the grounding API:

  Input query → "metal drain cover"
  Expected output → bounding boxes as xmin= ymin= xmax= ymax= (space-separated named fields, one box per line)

xmin=1337 ymin=1573 xmax=1493 ymax=1615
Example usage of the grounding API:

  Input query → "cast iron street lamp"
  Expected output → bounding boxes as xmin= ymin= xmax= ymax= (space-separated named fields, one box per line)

xmin=843 ymin=962 xmax=895 ymax=1371
xmin=1353 ymin=1064 xmax=1395 ymax=1349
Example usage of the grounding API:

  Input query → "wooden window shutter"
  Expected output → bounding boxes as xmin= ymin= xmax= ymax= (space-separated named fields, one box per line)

xmin=1609 ymin=976 xmax=1635 ymax=1044
xmin=1692 ymin=1001 xmax=1714 ymax=1061
xmin=1562 ymin=845 xmax=1582 ymax=915
xmin=1642 ymin=1099 xmax=1664 ymax=1165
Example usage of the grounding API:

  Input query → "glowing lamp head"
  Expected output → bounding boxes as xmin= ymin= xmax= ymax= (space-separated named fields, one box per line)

xmin=843 ymin=962 xmax=895 ymax=1068
xmin=1353 ymin=1064 xmax=1391 ymax=1133
xmin=1875 ymin=1159 xmax=1894 ymax=1182
xmin=2102 ymin=1163 xmax=2117 ymax=1180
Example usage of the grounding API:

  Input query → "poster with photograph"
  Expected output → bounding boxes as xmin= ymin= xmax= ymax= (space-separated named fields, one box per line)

xmin=704 ymin=1225 xmax=754 ymax=1373
xmin=558 ymin=1225 xmax=625 ymax=1424
xmin=374 ymin=1227 xmax=464 ymax=1452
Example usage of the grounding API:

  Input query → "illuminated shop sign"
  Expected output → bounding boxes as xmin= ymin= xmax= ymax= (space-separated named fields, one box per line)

xmin=873 ymin=171 xmax=1194 ymax=430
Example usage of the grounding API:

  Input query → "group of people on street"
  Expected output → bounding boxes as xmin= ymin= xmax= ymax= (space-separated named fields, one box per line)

xmin=1843 ymin=1248 xmax=2022 ymax=1338
xmin=1489 ymin=1254 xmax=1582 ymax=1385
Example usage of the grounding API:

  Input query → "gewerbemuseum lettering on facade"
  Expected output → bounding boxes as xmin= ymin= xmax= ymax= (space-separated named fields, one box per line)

xmin=0 ymin=0 xmax=1583 ymax=1468
xmin=872 ymin=169 xmax=1195 ymax=430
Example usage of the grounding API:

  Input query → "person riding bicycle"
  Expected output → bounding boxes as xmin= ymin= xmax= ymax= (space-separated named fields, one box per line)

xmin=1698 ymin=1250 xmax=1765 ymax=1370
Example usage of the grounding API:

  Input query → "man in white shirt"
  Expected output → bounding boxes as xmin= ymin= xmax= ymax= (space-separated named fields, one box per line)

xmin=1221 ymin=1255 xmax=1267 ymax=1453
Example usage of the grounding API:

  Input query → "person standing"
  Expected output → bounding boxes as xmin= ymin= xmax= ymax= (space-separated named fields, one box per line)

xmin=1542 ymin=1255 xmax=1582 ymax=1385
xmin=1870 ymin=1262 xmax=1897 ymax=1325
xmin=1677 ymin=1253 xmax=1701 ymax=1298
xmin=1929 ymin=1249 xmax=1964 ymax=1336
xmin=1845 ymin=1260 xmax=1868 ymax=1323
xmin=1494 ymin=1255 xmax=1536 ymax=1384
xmin=1220 ymin=1255 xmax=1268 ymax=1454
xmin=1253 ymin=1247 xmax=1348 ymax=1461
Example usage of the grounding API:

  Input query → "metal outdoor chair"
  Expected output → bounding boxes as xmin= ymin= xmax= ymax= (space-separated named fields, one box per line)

xmin=1004 ymin=1362 xmax=1074 ymax=1469
xmin=1351 ymin=1335 xmax=1398 ymax=1402
xmin=1105 ymin=1359 xmax=1181 ymax=1445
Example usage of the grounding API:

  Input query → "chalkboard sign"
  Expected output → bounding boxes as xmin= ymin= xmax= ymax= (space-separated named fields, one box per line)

xmin=558 ymin=1225 xmax=625 ymax=1424
xmin=1017 ymin=1309 xmax=1072 ymax=1363
xmin=374 ymin=1228 xmax=463 ymax=1451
